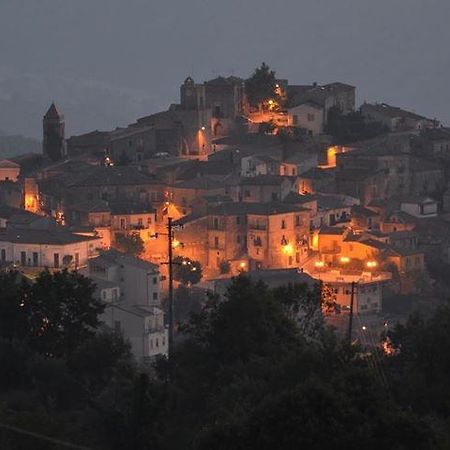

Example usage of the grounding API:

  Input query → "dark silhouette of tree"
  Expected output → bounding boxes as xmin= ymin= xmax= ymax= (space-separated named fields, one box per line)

xmin=245 ymin=63 xmax=277 ymax=108
xmin=115 ymin=232 xmax=144 ymax=256
xmin=173 ymin=256 xmax=202 ymax=285
xmin=326 ymin=106 xmax=388 ymax=144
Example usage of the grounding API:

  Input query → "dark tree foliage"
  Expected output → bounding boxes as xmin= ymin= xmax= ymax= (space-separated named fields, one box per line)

xmin=155 ymin=276 xmax=439 ymax=449
xmin=1 ymin=272 xmax=450 ymax=449
xmin=173 ymin=256 xmax=202 ymax=285
xmin=326 ymin=106 xmax=388 ymax=144
xmin=115 ymin=232 xmax=144 ymax=256
xmin=245 ymin=62 xmax=277 ymax=108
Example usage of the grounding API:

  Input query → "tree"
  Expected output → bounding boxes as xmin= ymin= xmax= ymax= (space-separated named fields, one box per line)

xmin=115 ymin=232 xmax=144 ymax=256
xmin=173 ymin=256 xmax=202 ymax=285
xmin=0 ymin=271 xmax=31 ymax=341
xmin=29 ymin=269 xmax=104 ymax=357
xmin=326 ymin=106 xmax=388 ymax=144
xmin=245 ymin=63 xmax=277 ymax=108
xmin=157 ymin=276 xmax=442 ymax=449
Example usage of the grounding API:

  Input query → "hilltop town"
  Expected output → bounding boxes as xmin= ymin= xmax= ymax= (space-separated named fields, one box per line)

xmin=1 ymin=63 xmax=449 ymax=360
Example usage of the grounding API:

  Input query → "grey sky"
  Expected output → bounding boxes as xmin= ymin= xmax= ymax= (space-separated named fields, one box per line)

xmin=1 ymin=0 xmax=449 ymax=137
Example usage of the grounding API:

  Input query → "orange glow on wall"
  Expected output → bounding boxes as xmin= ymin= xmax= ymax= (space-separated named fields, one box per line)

xmin=327 ymin=146 xmax=338 ymax=167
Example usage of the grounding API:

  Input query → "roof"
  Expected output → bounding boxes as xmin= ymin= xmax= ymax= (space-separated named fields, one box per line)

xmin=235 ymin=175 xmax=293 ymax=186
xmin=388 ymin=230 xmax=418 ymax=240
xmin=0 ymin=205 xmax=41 ymax=222
xmin=399 ymin=195 xmax=436 ymax=205
xmin=300 ymin=167 xmax=333 ymax=180
xmin=0 ymin=159 xmax=20 ymax=169
xmin=68 ymin=200 xmax=111 ymax=213
xmin=0 ymin=227 xmax=100 ymax=245
xmin=91 ymin=249 xmax=159 ymax=272
xmin=359 ymin=239 xmax=390 ymax=251
xmin=44 ymin=102 xmax=63 ymax=120
xmin=318 ymin=226 xmax=345 ymax=235
xmin=209 ymin=201 xmax=308 ymax=217
xmin=174 ymin=176 xmax=223 ymax=190
xmin=109 ymin=202 xmax=154 ymax=215
xmin=362 ymin=103 xmax=432 ymax=122
xmin=68 ymin=166 xmax=160 ymax=187
xmin=351 ymin=205 xmax=379 ymax=218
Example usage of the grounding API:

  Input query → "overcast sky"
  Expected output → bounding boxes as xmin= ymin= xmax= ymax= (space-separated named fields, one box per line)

xmin=1 ymin=0 xmax=449 ymax=137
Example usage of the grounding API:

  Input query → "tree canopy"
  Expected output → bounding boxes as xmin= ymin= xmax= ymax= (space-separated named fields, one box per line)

xmin=245 ymin=62 xmax=277 ymax=108
xmin=115 ymin=232 xmax=144 ymax=256
xmin=173 ymin=256 xmax=202 ymax=285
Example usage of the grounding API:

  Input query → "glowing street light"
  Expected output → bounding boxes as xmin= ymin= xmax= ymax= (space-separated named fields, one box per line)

xmin=200 ymin=126 xmax=206 ymax=131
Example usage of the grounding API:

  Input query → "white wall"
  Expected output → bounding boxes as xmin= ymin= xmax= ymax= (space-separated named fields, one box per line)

xmin=288 ymin=104 xmax=324 ymax=135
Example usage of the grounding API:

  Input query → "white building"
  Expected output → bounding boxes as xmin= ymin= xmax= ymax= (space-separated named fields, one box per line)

xmin=88 ymin=249 xmax=161 ymax=306
xmin=89 ymin=250 xmax=168 ymax=359
xmin=0 ymin=159 xmax=20 ymax=182
xmin=309 ymin=269 xmax=392 ymax=314
xmin=0 ymin=227 xmax=100 ymax=268
xmin=287 ymin=102 xmax=324 ymax=135
xmin=92 ymin=276 xmax=168 ymax=360
xmin=400 ymin=196 xmax=438 ymax=218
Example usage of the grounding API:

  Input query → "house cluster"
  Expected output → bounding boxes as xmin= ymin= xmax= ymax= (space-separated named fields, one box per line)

xmin=1 ymin=68 xmax=450 ymax=347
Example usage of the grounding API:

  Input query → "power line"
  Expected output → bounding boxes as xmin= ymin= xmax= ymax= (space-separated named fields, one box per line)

xmin=0 ymin=422 xmax=92 ymax=449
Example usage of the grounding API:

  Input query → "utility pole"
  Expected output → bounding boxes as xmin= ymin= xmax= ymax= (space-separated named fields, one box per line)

xmin=348 ymin=281 xmax=356 ymax=347
xmin=167 ymin=217 xmax=174 ymax=358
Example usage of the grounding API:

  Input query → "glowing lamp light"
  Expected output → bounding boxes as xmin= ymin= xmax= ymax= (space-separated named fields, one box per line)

xmin=366 ymin=261 xmax=378 ymax=269
xmin=239 ymin=261 xmax=247 ymax=269
xmin=172 ymin=239 xmax=181 ymax=249
xmin=314 ymin=261 xmax=325 ymax=268
xmin=182 ymin=260 xmax=188 ymax=266
xmin=200 ymin=126 xmax=206 ymax=131
xmin=362 ymin=326 xmax=367 ymax=331
xmin=282 ymin=243 xmax=294 ymax=256
xmin=340 ymin=256 xmax=350 ymax=264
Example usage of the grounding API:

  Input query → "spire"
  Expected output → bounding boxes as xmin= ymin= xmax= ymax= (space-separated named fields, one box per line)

xmin=44 ymin=102 xmax=63 ymax=120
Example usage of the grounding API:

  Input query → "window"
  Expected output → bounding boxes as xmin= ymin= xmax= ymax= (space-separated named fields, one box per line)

xmin=295 ymin=215 xmax=301 ymax=226
xmin=20 ymin=251 xmax=26 ymax=266
xmin=281 ymin=219 xmax=286 ymax=229
xmin=153 ymin=277 xmax=157 ymax=284
xmin=295 ymin=252 xmax=300 ymax=263
xmin=74 ymin=253 xmax=79 ymax=267
xmin=0 ymin=249 xmax=5 ymax=261
xmin=288 ymin=256 xmax=293 ymax=265
xmin=272 ymin=192 xmax=278 ymax=201
xmin=213 ymin=218 xmax=219 ymax=229
xmin=102 ymin=291 xmax=106 ymax=300
xmin=147 ymin=217 xmax=152 ymax=225
xmin=292 ymin=114 xmax=298 ymax=125
xmin=236 ymin=216 xmax=241 ymax=225
xmin=53 ymin=253 xmax=60 ymax=268
xmin=32 ymin=252 xmax=38 ymax=267
xmin=114 ymin=320 xmax=121 ymax=333
xmin=244 ymin=190 xmax=251 ymax=198
xmin=214 ymin=236 xmax=219 ymax=249
xmin=138 ymin=218 xmax=143 ymax=227
xmin=153 ymin=292 xmax=158 ymax=300
xmin=307 ymin=113 xmax=315 ymax=122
